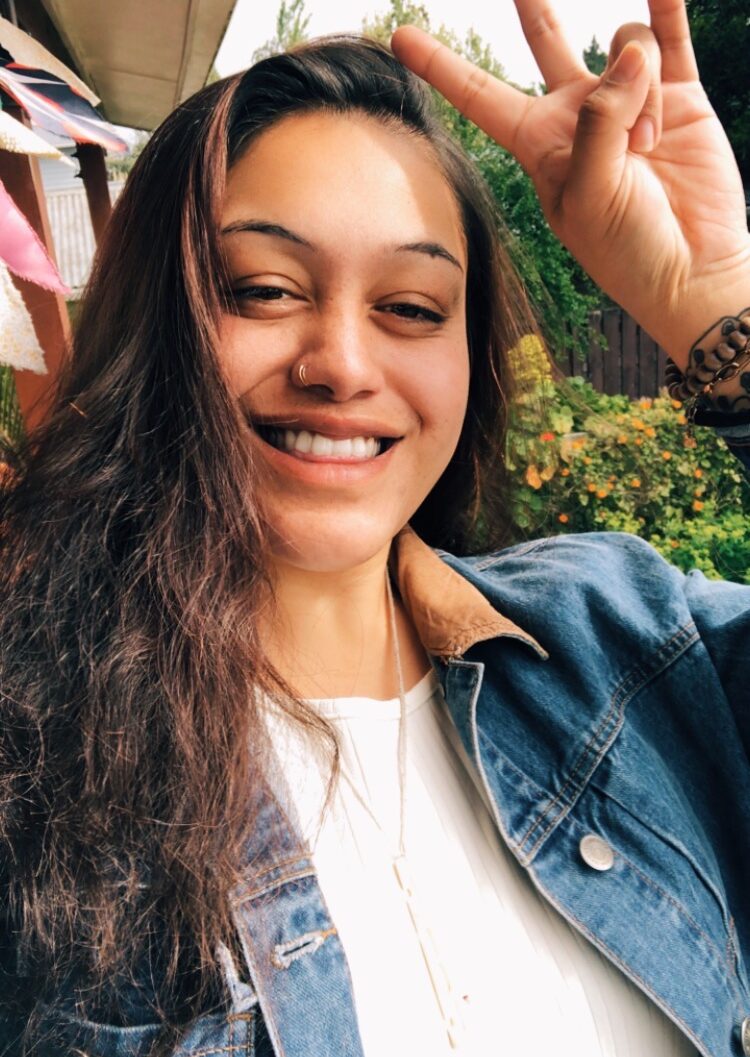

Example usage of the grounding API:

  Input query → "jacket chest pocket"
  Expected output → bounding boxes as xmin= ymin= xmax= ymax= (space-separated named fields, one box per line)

xmin=34 ymin=1005 xmax=258 ymax=1057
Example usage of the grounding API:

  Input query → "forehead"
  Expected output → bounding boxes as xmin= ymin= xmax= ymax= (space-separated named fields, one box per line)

xmin=221 ymin=111 xmax=467 ymax=266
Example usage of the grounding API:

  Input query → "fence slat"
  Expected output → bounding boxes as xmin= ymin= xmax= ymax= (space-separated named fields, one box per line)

xmin=563 ymin=309 xmax=669 ymax=398
xmin=602 ymin=309 xmax=622 ymax=395
xmin=588 ymin=312 xmax=605 ymax=392
xmin=621 ymin=312 xmax=639 ymax=399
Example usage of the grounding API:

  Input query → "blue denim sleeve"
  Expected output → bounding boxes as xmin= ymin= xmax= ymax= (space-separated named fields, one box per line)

xmin=680 ymin=566 xmax=750 ymax=763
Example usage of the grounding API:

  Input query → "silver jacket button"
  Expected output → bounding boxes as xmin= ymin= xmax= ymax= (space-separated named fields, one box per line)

xmin=579 ymin=834 xmax=615 ymax=871
xmin=741 ymin=1015 xmax=750 ymax=1055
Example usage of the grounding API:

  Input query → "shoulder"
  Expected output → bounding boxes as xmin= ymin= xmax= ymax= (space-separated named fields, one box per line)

xmin=436 ymin=531 xmax=694 ymax=656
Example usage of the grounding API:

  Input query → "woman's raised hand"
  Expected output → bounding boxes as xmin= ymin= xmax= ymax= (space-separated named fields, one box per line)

xmin=391 ymin=0 xmax=750 ymax=367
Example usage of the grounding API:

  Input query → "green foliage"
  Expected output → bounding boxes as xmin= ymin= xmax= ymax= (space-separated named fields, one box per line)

xmin=582 ymin=36 xmax=607 ymax=76
xmin=686 ymin=0 xmax=750 ymax=185
xmin=105 ymin=130 xmax=150 ymax=179
xmin=252 ymin=0 xmax=312 ymax=62
xmin=362 ymin=0 xmax=602 ymax=358
xmin=0 ymin=366 xmax=23 ymax=449
xmin=508 ymin=366 xmax=750 ymax=583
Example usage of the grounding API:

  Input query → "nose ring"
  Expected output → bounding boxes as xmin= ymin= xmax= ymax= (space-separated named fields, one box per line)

xmin=297 ymin=362 xmax=309 ymax=387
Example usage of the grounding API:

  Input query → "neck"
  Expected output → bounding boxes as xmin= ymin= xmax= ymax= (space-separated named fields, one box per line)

xmin=259 ymin=540 xmax=431 ymax=700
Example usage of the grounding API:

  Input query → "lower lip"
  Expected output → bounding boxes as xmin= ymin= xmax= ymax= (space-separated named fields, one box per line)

xmin=252 ymin=431 xmax=401 ymax=484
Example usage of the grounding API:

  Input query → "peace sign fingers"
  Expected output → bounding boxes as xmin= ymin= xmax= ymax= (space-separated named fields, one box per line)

xmin=390 ymin=26 xmax=536 ymax=165
xmin=647 ymin=0 xmax=699 ymax=82
xmin=513 ymin=0 xmax=590 ymax=90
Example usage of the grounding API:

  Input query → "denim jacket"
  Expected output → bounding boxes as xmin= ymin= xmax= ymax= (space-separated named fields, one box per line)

xmin=31 ymin=521 xmax=750 ymax=1057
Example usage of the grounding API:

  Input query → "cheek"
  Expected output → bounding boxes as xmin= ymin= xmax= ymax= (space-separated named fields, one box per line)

xmin=216 ymin=315 xmax=252 ymax=394
xmin=418 ymin=344 xmax=470 ymax=449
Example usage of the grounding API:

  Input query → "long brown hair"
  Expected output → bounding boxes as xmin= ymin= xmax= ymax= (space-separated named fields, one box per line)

xmin=0 ymin=35 xmax=539 ymax=1053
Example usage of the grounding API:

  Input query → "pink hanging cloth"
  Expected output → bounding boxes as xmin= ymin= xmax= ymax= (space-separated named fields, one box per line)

xmin=0 ymin=178 xmax=69 ymax=294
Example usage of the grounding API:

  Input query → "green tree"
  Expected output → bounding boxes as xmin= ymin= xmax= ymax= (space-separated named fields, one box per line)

xmin=364 ymin=0 xmax=601 ymax=358
xmin=582 ymin=35 xmax=607 ymax=76
xmin=252 ymin=0 xmax=312 ymax=62
xmin=686 ymin=0 xmax=750 ymax=186
xmin=105 ymin=130 xmax=150 ymax=180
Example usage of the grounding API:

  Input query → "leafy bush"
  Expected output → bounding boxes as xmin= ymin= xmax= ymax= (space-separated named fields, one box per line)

xmin=507 ymin=345 xmax=750 ymax=582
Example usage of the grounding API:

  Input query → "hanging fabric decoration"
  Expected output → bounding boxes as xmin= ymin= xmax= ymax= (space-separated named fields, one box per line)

xmin=0 ymin=45 xmax=127 ymax=153
xmin=0 ymin=108 xmax=75 ymax=165
xmin=0 ymin=178 xmax=69 ymax=294
xmin=0 ymin=260 xmax=47 ymax=374
xmin=0 ymin=17 xmax=98 ymax=105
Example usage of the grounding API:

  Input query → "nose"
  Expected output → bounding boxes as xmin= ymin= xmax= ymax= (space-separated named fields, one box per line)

xmin=294 ymin=300 xmax=384 ymax=402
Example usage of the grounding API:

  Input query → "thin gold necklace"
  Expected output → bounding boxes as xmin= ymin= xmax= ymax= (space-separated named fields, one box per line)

xmin=326 ymin=569 xmax=467 ymax=1050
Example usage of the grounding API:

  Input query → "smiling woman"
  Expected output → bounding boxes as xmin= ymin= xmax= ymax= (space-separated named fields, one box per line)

xmin=1 ymin=6 xmax=750 ymax=1057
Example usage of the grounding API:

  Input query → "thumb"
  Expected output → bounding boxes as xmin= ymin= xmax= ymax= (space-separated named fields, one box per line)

xmin=564 ymin=42 xmax=651 ymax=212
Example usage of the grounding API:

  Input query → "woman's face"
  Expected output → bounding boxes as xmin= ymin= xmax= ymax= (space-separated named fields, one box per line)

xmin=218 ymin=111 xmax=470 ymax=573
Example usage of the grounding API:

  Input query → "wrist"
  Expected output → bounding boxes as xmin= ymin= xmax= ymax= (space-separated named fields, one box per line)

xmin=650 ymin=262 xmax=750 ymax=370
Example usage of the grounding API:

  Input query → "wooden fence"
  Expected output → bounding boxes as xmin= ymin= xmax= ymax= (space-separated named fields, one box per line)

xmin=557 ymin=307 xmax=670 ymax=400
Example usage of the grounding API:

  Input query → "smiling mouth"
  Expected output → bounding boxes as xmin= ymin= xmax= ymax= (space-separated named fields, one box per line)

xmin=253 ymin=423 xmax=400 ymax=459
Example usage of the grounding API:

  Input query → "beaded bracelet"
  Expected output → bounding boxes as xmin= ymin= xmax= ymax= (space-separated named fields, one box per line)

xmin=665 ymin=308 xmax=750 ymax=425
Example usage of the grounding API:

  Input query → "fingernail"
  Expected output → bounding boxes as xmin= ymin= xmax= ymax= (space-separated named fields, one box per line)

xmin=632 ymin=115 xmax=656 ymax=152
xmin=610 ymin=43 xmax=645 ymax=83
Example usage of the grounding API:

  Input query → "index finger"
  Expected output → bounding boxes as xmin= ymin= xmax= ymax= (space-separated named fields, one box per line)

xmin=390 ymin=26 xmax=534 ymax=162
xmin=647 ymin=0 xmax=699 ymax=82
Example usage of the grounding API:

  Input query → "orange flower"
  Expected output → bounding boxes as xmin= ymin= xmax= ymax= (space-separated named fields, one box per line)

xmin=583 ymin=456 xmax=592 ymax=465
xmin=558 ymin=513 xmax=569 ymax=524
xmin=617 ymin=434 xmax=629 ymax=444
xmin=693 ymin=500 xmax=704 ymax=512
xmin=560 ymin=467 xmax=570 ymax=477
xmin=662 ymin=450 xmax=672 ymax=460
xmin=670 ymin=539 xmax=680 ymax=549
xmin=645 ymin=426 xmax=656 ymax=438
xmin=587 ymin=482 xmax=597 ymax=493
xmin=676 ymin=413 xmax=687 ymax=425
xmin=630 ymin=478 xmax=641 ymax=488
xmin=634 ymin=436 xmax=643 ymax=446
xmin=631 ymin=417 xmax=646 ymax=430
xmin=597 ymin=489 xmax=608 ymax=499
xmin=694 ymin=468 xmax=703 ymax=479
xmin=525 ymin=464 xmax=543 ymax=490
xmin=539 ymin=431 xmax=555 ymax=442
xmin=694 ymin=487 xmax=705 ymax=498
xmin=671 ymin=399 xmax=683 ymax=410
xmin=640 ymin=398 xmax=653 ymax=410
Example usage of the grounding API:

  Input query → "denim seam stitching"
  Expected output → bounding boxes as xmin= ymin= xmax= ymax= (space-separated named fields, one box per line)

xmin=230 ymin=908 xmax=288 ymax=1057
xmin=233 ymin=867 xmax=317 ymax=905
xmin=517 ymin=622 xmax=700 ymax=858
xmin=615 ymin=847 xmax=744 ymax=1007
xmin=472 ymin=538 xmax=549 ymax=570
xmin=528 ymin=879 xmax=711 ymax=1057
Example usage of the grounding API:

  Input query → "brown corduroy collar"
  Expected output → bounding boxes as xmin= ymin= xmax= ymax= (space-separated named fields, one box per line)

xmin=389 ymin=524 xmax=546 ymax=662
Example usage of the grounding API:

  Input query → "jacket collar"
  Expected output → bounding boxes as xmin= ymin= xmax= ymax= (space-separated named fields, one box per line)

xmin=389 ymin=524 xmax=544 ymax=661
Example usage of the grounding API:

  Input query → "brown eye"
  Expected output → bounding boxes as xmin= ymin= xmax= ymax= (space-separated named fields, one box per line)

xmin=232 ymin=285 xmax=288 ymax=301
xmin=379 ymin=303 xmax=446 ymax=324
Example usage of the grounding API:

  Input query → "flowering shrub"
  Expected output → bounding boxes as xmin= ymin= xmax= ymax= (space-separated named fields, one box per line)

xmin=507 ymin=361 xmax=750 ymax=583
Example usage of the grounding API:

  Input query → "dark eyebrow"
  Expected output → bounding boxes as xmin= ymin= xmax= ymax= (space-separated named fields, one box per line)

xmin=220 ymin=220 xmax=314 ymax=248
xmin=221 ymin=220 xmax=463 ymax=272
xmin=395 ymin=241 xmax=463 ymax=272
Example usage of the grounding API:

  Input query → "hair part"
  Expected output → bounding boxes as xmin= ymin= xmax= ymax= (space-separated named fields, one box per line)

xmin=0 ymin=35 xmax=539 ymax=1055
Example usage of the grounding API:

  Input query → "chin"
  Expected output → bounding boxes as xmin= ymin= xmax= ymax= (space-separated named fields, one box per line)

xmin=265 ymin=512 xmax=402 ymax=573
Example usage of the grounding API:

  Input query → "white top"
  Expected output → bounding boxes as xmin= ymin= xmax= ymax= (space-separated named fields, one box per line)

xmin=264 ymin=669 xmax=699 ymax=1057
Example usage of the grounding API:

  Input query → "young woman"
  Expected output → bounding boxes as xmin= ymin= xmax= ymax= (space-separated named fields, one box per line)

xmin=1 ymin=2 xmax=749 ymax=1056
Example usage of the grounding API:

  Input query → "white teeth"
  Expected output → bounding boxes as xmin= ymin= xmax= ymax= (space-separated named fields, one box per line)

xmin=295 ymin=429 xmax=313 ymax=453
xmin=263 ymin=427 xmax=385 ymax=459
xmin=311 ymin=433 xmax=334 ymax=456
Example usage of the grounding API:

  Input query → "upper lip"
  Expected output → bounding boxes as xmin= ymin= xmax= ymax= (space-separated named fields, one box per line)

xmin=247 ymin=412 xmax=404 ymax=440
